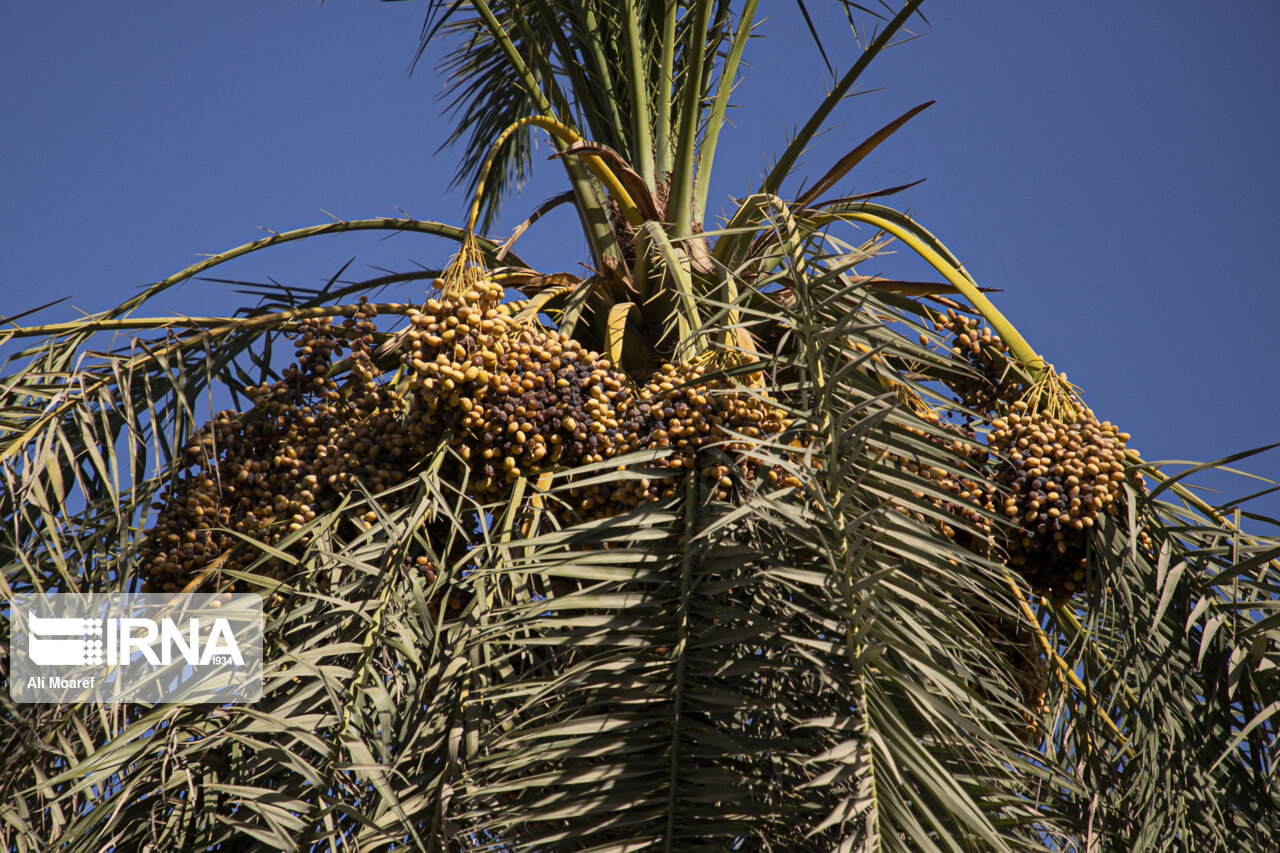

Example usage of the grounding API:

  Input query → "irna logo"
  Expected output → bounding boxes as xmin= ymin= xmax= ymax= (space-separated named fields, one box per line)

xmin=27 ymin=613 xmax=245 ymax=667
xmin=9 ymin=593 xmax=262 ymax=704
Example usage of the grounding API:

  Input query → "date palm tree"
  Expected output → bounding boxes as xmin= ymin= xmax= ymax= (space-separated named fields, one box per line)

xmin=2 ymin=2 xmax=1277 ymax=850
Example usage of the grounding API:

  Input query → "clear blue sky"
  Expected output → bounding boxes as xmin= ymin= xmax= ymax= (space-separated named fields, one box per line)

xmin=3 ymin=2 xmax=1278 ymax=519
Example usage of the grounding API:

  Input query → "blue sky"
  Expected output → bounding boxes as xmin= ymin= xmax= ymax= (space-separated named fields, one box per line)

xmin=3 ymin=1 xmax=1278 ymax=519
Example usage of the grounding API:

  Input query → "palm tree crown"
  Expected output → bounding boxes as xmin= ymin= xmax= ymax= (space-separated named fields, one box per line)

xmin=2 ymin=2 xmax=1277 ymax=850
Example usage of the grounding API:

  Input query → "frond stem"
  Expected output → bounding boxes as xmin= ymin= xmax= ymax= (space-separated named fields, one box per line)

xmin=664 ymin=471 xmax=697 ymax=850
xmin=622 ymin=0 xmax=656 ymax=186
xmin=115 ymin=219 xmax=493 ymax=318
xmin=655 ymin=2 xmax=678 ymax=178
xmin=467 ymin=116 xmax=644 ymax=232
xmin=821 ymin=209 xmax=1047 ymax=375
xmin=692 ymin=0 xmax=759 ymax=224
xmin=667 ymin=1 xmax=713 ymax=234
xmin=2 ymin=302 xmax=425 ymax=342
xmin=1000 ymin=570 xmax=1135 ymax=759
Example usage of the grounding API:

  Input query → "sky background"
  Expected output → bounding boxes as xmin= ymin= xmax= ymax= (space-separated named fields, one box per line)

xmin=3 ymin=1 xmax=1278 ymax=520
